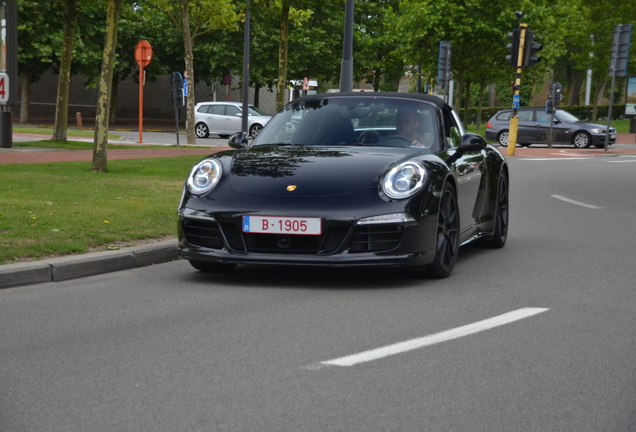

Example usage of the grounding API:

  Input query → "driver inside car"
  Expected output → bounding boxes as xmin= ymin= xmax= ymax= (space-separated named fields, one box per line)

xmin=396 ymin=108 xmax=433 ymax=148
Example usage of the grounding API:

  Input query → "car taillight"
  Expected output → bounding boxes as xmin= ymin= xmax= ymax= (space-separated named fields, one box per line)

xmin=487 ymin=121 xmax=492 ymax=128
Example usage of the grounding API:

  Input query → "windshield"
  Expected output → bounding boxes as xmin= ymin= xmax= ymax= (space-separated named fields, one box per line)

xmin=247 ymin=106 xmax=268 ymax=116
xmin=251 ymin=96 xmax=440 ymax=151
xmin=555 ymin=110 xmax=580 ymax=123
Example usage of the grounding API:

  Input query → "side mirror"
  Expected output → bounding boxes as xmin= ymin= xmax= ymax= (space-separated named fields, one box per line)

xmin=446 ymin=133 xmax=486 ymax=165
xmin=228 ymin=131 xmax=249 ymax=149
xmin=458 ymin=133 xmax=487 ymax=152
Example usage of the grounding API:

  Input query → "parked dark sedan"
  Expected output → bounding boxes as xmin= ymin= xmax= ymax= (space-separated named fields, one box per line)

xmin=178 ymin=93 xmax=509 ymax=278
xmin=485 ymin=107 xmax=616 ymax=148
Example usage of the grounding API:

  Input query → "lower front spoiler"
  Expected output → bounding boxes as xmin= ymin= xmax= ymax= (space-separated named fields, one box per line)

xmin=178 ymin=244 xmax=436 ymax=269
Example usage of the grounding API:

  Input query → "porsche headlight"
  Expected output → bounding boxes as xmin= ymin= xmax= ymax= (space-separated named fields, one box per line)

xmin=187 ymin=158 xmax=222 ymax=195
xmin=382 ymin=161 xmax=427 ymax=199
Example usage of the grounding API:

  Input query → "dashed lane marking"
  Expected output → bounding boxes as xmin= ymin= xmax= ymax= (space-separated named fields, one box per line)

xmin=306 ymin=308 xmax=549 ymax=369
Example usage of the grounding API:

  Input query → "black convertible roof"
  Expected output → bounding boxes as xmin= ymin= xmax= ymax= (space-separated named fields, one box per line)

xmin=292 ymin=91 xmax=449 ymax=109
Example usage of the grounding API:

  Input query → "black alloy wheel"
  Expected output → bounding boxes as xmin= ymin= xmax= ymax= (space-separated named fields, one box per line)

xmin=426 ymin=184 xmax=460 ymax=278
xmin=482 ymin=170 xmax=509 ymax=248
xmin=189 ymin=260 xmax=237 ymax=273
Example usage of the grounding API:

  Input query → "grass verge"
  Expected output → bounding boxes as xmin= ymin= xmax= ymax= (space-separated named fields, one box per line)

xmin=13 ymin=140 xmax=171 ymax=151
xmin=14 ymin=126 xmax=121 ymax=139
xmin=0 ymin=156 xmax=204 ymax=264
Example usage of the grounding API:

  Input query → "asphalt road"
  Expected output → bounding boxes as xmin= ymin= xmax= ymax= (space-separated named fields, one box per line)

xmin=1 ymin=156 xmax=636 ymax=431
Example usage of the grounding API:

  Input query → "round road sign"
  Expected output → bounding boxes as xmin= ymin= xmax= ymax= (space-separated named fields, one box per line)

xmin=135 ymin=40 xmax=153 ymax=67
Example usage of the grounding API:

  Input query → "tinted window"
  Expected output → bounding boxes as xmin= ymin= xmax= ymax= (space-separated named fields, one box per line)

xmin=226 ymin=105 xmax=241 ymax=116
xmin=210 ymin=105 xmax=225 ymax=115
xmin=536 ymin=111 xmax=552 ymax=122
xmin=248 ymin=106 xmax=267 ymax=116
xmin=517 ymin=110 xmax=533 ymax=121
xmin=496 ymin=111 xmax=512 ymax=121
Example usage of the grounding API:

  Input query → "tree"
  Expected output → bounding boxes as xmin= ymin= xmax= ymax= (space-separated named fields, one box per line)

xmin=91 ymin=0 xmax=123 ymax=173
xmin=141 ymin=0 xmax=238 ymax=144
xmin=17 ymin=1 xmax=64 ymax=124
xmin=52 ymin=0 xmax=80 ymax=141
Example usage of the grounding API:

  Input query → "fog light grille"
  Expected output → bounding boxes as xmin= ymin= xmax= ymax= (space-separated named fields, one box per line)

xmin=183 ymin=219 xmax=223 ymax=249
xmin=350 ymin=225 xmax=402 ymax=252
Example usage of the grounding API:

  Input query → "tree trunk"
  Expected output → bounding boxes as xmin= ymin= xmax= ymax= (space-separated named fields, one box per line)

xmin=52 ymin=0 xmax=79 ymax=141
xmin=592 ymin=79 xmax=607 ymax=121
xmin=453 ymin=70 xmax=464 ymax=112
xmin=476 ymin=82 xmax=485 ymax=130
xmin=91 ymin=0 xmax=122 ymax=173
xmin=254 ymin=83 xmax=260 ymax=108
xmin=568 ymin=76 xmax=583 ymax=106
xmin=275 ymin=4 xmax=290 ymax=111
xmin=180 ymin=0 xmax=196 ymax=145
xmin=19 ymin=68 xmax=30 ymax=124
xmin=463 ymin=81 xmax=471 ymax=127
xmin=109 ymin=74 xmax=118 ymax=124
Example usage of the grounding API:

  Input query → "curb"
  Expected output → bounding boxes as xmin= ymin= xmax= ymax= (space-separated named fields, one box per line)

xmin=0 ymin=239 xmax=179 ymax=290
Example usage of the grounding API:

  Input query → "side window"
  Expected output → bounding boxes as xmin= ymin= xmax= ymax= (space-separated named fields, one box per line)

xmin=197 ymin=105 xmax=210 ymax=113
xmin=517 ymin=110 xmax=533 ymax=121
xmin=226 ymin=105 xmax=241 ymax=116
xmin=210 ymin=105 xmax=225 ymax=115
xmin=496 ymin=111 xmax=512 ymax=121
xmin=536 ymin=111 xmax=551 ymax=123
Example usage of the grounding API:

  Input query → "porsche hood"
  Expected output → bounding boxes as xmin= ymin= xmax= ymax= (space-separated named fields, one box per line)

xmin=229 ymin=146 xmax=415 ymax=197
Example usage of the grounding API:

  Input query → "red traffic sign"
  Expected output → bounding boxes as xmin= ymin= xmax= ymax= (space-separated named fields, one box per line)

xmin=135 ymin=40 xmax=153 ymax=67
xmin=302 ymin=77 xmax=309 ymax=91
xmin=224 ymin=75 xmax=231 ymax=85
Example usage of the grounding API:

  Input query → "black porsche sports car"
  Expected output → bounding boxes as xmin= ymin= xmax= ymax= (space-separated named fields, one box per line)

xmin=177 ymin=93 xmax=509 ymax=278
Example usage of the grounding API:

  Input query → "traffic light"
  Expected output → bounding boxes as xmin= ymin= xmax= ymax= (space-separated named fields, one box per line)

xmin=506 ymin=29 xmax=520 ymax=67
xmin=523 ymin=29 xmax=542 ymax=67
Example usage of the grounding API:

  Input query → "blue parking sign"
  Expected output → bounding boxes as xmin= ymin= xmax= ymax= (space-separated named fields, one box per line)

xmin=512 ymin=94 xmax=520 ymax=109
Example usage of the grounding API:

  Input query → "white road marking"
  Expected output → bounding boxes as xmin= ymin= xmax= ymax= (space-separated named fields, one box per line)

xmin=519 ymin=158 xmax=589 ymax=161
xmin=607 ymin=159 xmax=636 ymax=163
xmin=311 ymin=308 xmax=549 ymax=368
xmin=551 ymin=194 xmax=604 ymax=209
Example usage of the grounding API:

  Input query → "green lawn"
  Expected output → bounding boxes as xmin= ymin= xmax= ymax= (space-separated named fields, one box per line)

xmin=0 ymin=155 xmax=204 ymax=264
xmin=13 ymin=125 xmax=122 ymax=139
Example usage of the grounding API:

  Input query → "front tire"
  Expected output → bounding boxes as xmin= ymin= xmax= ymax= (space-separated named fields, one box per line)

xmin=572 ymin=131 xmax=591 ymax=148
xmin=482 ymin=170 xmax=509 ymax=248
xmin=425 ymin=184 xmax=460 ymax=278
xmin=195 ymin=122 xmax=209 ymax=138
xmin=189 ymin=260 xmax=237 ymax=273
xmin=497 ymin=131 xmax=509 ymax=147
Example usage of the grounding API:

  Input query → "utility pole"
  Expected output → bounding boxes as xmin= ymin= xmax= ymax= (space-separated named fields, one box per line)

xmin=506 ymin=23 xmax=527 ymax=156
xmin=242 ymin=0 xmax=250 ymax=135
xmin=339 ymin=0 xmax=354 ymax=92
xmin=504 ymin=12 xmax=542 ymax=156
